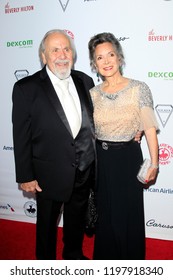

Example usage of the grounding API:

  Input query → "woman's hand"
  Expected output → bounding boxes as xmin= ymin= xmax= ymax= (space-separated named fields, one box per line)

xmin=134 ymin=130 xmax=143 ymax=143
xmin=145 ymin=166 xmax=159 ymax=183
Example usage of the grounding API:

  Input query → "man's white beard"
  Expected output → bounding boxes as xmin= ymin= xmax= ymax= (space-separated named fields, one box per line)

xmin=54 ymin=66 xmax=71 ymax=80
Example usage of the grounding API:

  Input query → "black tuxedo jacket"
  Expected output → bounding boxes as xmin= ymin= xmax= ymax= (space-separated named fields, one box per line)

xmin=12 ymin=66 xmax=95 ymax=201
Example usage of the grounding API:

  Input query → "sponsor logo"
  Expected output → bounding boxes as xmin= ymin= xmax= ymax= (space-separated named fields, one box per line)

xmin=58 ymin=0 xmax=70 ymax=12
xmin=64 ymin=29 xmax=74 ymax=39
xmin=14 ymin=70 xmax=29 ymax=80
xmin=5 ymin=2 xmax=34 ymax=14
xmin=7 ymin=204 xmax=15 ymax=212
xmin=118 ymin=37 xmax=130 ymax=42
xmin=144 ymin=187 xmax=173 ymax=195
xmin=7 ymin=40 xmax=33 ymax=48
xmin=3 ymin=146 xmax=14 ymax=151
xmin=148 ymin=71 xmax=173 ymax=80
xmin=148 ymin=29 xmax=173 ymax=41
xmin=24 ymin=201 xmax=37 ymax=218
xmin=0 ymin=204 xmax=15 ymax=212
xmin=155 ymin=104 xmax=173 ymax=127
xmin=159 ymin=143 xmax=173 ymax=165
xmin=146 ymin=219 xmax=173 ymax=229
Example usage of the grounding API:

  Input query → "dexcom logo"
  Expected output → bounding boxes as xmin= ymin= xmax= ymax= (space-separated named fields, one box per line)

xmin=148 ymin=72 xmax=173 ymax=79
xmin=7 ymin=40 xmax=33 ymax=48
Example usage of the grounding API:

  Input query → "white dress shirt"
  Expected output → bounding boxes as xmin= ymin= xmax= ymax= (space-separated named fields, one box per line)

xmin=46 ymin=66 xmax=82 ymax=137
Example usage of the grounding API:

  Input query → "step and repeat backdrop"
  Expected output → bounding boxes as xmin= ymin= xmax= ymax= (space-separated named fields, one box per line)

xmin=0 ymin=0 xmax=173 ymax=240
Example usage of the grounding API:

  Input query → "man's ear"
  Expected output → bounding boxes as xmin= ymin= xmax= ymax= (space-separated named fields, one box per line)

xmin=41 ymin=52 xmax=46 ymax=65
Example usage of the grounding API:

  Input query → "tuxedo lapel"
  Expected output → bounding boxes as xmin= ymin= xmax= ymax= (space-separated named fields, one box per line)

xmin=71 ymin=71 xmax=94 ymax=135
xmin=40 ymin=67 xmax=72 ymax=135
xmin=71 ymin=72 xmax=91 ymax=117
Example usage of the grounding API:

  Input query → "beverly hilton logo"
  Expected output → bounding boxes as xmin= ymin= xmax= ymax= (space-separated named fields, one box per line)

xmin=5 ymin=2 xmax=34 ymax=14
xmin=155 ymin=104 xmax=173 ymax=127
xmin=59 ymin=0 xmax=70 ymax=12
xmin=159 ymin=143 xmax=173 ymax=165
xmin=148 ymin=29 xmax=173 ymax=41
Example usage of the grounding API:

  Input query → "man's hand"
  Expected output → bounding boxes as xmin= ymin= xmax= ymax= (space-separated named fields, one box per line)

xmin=20 ymin=180 xmax=42 ymax=193
xmin=134 ymin=130 xmax=143 ymax=143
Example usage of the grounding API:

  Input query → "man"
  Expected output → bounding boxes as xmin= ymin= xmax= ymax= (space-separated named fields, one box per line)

xmin=12 ymin=29 xmax=95 ymax=260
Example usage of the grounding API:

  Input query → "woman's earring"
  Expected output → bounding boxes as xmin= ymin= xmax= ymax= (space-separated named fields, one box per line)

xmin=97 ymin=72 xmax=100 ymax=82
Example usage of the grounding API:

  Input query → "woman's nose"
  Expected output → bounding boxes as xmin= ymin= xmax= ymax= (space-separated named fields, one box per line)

xmin=104 ymin=57 xmax=109 ymax=64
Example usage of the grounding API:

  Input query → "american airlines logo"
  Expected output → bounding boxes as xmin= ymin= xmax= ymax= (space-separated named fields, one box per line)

xmin=0 ymin=204 xmax=15 ymax=212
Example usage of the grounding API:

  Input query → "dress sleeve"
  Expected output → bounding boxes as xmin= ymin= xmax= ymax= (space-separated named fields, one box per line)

xmin=139 ymin=107 xmax=159 ymax=131
xmin=139 ymin=82 xmax=159 ymax=131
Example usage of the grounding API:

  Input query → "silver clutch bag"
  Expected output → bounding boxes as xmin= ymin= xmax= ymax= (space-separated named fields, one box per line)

xmin=137 ymin=158 xmax=151 ymax=184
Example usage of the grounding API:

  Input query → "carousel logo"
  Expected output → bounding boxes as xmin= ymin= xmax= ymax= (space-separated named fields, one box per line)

xmin=58 ymin=0 xmax=70 ymax=12
xmin=148 ymin=29 xmax=173 ymax=41
xmin=5 ymin=2 xmax=34 ymax=14
xmin=14 ymin=70 xmax=29 ymax=80
xmin=155 ymin=104 xmax=173 ymax=127
xmin=146 ymin=219 xmax=173 ymax=229
xmin=159 ymin=143 xmax=173 ymax=165
xmin=0 ymin=204 xmax=15 ymax=212
xmin=24 ymin=201 xmax=37 ymax=218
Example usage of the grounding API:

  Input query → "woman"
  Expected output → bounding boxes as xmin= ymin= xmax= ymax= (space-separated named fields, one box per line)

xmin=88 ymin=32 xmax=159 ymax=260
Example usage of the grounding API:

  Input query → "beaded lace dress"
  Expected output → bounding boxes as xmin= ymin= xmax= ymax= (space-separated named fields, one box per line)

xmin=90 ymin=79 xmax=159 ymax=142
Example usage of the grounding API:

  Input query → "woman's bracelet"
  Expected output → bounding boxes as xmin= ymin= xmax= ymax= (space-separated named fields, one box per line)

xmin=150 ymin=163 xmax=159 ymax=169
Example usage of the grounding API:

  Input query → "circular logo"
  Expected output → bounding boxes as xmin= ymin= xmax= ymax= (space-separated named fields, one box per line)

xmin=24 ymin=201 xmax=37 ymax=218
xmin=159 ymin=143 xmax=173 ymax=165
xmin=64 ymin=29 xmax=74 ymax=39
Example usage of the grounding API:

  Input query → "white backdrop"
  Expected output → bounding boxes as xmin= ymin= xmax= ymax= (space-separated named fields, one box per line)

xmin=0 ymin=0 xmax=173 ymax=240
